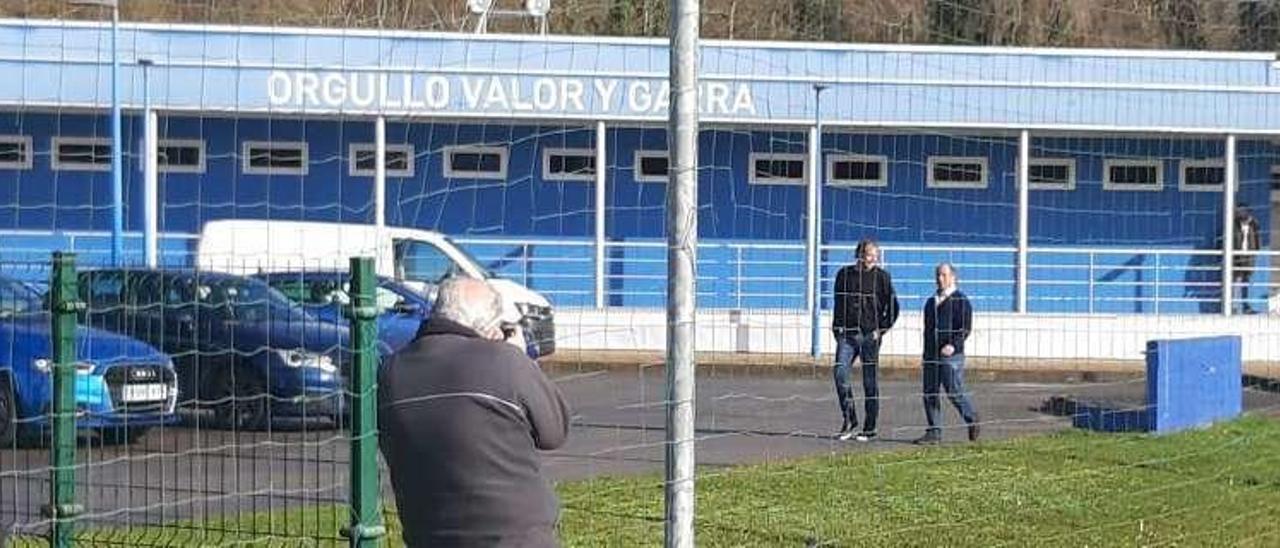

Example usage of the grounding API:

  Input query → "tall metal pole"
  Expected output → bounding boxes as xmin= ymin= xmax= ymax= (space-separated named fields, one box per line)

xmin=1223 ymin=134 xmax=1237 ymax=317
xmin=808 ymin=85 xmax=827 ymax=358
xmin=1017 ymin=130 xmax=1030 ymax=313
xmin=665 ymin=0 xmax=698 ymax=545
xmin=109 ymin=4 xmax=124 ymax=266
xmin=595 ymin=121 xmax=607 ymax=309
xmin=141 ymin=59 xmax=157 ymax=268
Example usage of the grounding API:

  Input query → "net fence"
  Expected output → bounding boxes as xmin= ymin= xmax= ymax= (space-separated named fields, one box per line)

xmin=1 ymin=1 xmax=1280 ymax=546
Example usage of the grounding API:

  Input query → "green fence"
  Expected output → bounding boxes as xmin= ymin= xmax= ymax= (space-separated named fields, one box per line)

xmin=1 ymin=254 xmax=384 ymax=547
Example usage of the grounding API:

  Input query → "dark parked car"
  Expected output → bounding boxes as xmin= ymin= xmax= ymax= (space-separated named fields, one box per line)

xmin=257 ymin=271 xmax=542 ymax=359
xmin=0 ymin=275 xmax=177 ymax=446
xmin=257 ymin=271 xmax=429 ymax=356
xmin=76 ymin=269 xmax=349 ymax=429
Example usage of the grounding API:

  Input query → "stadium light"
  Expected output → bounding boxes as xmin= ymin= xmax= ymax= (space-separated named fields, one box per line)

xmin=70 ymin=0 xmax=124 ymax=266
xmin=525 ymin=0 xmax=551 ymax=17
xmin=470 ymin=0 xmax=551 ymax=35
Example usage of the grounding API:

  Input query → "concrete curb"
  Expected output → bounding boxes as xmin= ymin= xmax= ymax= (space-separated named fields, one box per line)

xmin=541 ymin=350 xmax=1280 ymax=384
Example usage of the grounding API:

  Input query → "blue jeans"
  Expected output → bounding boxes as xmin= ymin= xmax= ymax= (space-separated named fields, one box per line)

xmin=923 ymin=354 xmax=977 ymax=433
xmin=833 ymin=329 xmax=881 ymax=432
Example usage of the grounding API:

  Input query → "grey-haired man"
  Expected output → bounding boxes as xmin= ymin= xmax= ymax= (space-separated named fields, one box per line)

xmin=379 ymin=277 xmax=570 ymax=547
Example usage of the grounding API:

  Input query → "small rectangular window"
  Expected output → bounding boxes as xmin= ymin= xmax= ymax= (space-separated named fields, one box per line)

xmin=827 ymin=154 xmax=887 ymax=187
xmin=1103 ymin=159 xmax=1162 ymax=191
xmin=243 ymin=141 xmax=308 ymax=176
xmin=1180 ymin=159 xmax=1225 ymax=192
xmin=0 ymin=135 xmax=32 ymax=170
xmin=444 ymin=146 xmax=507 ymax=179
xmin=53 ymin=137 xmax=111 ymax=172
xmin=349 ymin=144 xmax=414 ymax=177
xmin=634 ymin=151 xmax=669 ymax=183
xmin=157 ymin=139 xmax=205 ymax=174
xmin=749 ymin=153 xmax=806 ymax=185
xmin=1027 ymin=158 xmax=1076 ymax=190
xmin=927 ymin=156 xmax=987 ymax=189
xmin=543 ymin=148 xmax=596 ymax=182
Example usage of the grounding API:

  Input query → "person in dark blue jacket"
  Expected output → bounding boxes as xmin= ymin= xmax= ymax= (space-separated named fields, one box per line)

xmin=914 ymin=262 xmax=980 ymax=445
xmin=831 ymin=239 xmax=899 ymax=442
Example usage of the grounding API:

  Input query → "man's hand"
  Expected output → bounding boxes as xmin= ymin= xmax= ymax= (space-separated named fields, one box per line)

xmin=941 ymin=344 xmax=955 ymax=357
xmin=504 ymin=323 xmax=529 ymax=353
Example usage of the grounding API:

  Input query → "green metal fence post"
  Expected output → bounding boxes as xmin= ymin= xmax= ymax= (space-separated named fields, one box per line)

xmin=342 ymin=256 xmax=385 ymax=547
xmin=45 ymin=252 xmax=84 ymax=547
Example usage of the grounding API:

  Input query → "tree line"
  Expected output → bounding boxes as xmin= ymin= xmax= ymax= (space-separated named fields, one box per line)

xmin=7 ymin=0 xmax=1280 ymax=51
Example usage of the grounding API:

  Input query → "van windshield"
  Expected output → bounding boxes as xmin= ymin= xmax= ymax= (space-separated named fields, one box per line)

xmin=443 ymin=237 xmax=496 ymax=279
xmin=393 ymin=238 xmax=495 ymax=283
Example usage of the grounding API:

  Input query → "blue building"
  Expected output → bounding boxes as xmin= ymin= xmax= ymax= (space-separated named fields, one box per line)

xmin=0 ymin=19 xmax=1277 ymax=316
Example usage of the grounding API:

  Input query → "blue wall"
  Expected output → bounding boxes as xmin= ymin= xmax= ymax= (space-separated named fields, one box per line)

xmin=0 ymin=112 xmax=1274 ymax=314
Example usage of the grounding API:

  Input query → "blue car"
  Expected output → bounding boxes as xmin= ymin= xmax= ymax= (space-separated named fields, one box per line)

xmin=0 ymin=275 xmax=178 ymax=446
xmin=77 ymin=269 xmax=350 ymax=430
xmin=256 ymin=271 xmax=540 ymax=359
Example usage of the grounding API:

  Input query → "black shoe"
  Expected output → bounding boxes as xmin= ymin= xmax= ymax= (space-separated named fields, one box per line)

xmin=834 ymin=419 xmax=857 ymax=441
xmin=968 ymin=422 xmax=981 ymax=442
xmin=913 ymin=431 xmax=942 ymax=445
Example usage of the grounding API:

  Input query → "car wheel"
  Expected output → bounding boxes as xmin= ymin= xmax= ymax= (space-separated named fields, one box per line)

xmin=212 ymin=367 xmax=268 ymax=431
xmin=0 ymin=375 xmax=16 ymax=447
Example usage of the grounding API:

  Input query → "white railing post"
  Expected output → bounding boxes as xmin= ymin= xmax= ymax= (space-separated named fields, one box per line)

xmin=595 ymin=120 xmax=607 ymax=309
xmin=735 ymin=246 xmax=743 ymax=309
xmin=375 ymin=116 xmax=386 ymax=229
xmin=1088 ymin=253 xmax=1096 ymax=314
xmin=807 ymin=85 xmax=827 ymax=359
xmin=1222 ymin=134 xmax=1237 ymax=317
xmin=1017 ymin=130 xmax=1030 ymax=313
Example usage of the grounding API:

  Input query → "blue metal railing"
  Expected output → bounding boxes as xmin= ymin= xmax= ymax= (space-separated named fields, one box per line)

xmin=0 ymin=229 xmax=1274 ymax=314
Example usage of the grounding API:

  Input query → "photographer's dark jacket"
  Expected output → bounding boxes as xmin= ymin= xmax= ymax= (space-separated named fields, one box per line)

xmin=378 ymin=317 xmax=570 ymax=546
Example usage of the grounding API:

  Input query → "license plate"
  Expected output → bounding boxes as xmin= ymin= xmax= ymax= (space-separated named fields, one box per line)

xmin=122 ymin=383 xmax=168 ymax=402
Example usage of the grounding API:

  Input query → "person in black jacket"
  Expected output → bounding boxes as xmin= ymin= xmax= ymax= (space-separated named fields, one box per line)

xmin=1232 ymin=206 xmax=1262 ymax=313
xmin=831 ymin=238 xmax=899 ymax=441
xmin=378 ymin=277 xmax=571 ymax=547
xmin=913 ymin=262 xmax=979 ymax=445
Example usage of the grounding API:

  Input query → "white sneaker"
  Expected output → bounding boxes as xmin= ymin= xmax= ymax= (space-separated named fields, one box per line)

xmin=854 ymin=431 xmax=877 ymax=442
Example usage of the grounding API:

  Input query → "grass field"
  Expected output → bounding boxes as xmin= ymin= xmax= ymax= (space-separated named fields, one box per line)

xmin=14 ymin=414 xmax=1280 ymax=547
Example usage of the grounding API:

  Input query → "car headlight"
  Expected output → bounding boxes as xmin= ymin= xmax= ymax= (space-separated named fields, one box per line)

xmin=32 ymin=359 xmax=94 ymax=375
xmin=276 ymin=350 xmax=338 ymax=373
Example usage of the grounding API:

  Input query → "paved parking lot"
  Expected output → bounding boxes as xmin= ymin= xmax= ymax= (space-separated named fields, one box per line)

xmin=3 ymin=365 xmax=1278 ymax=538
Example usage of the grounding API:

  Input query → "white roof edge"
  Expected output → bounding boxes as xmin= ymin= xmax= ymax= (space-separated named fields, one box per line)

xmin=3 ymin=18 xmax=1276 ymax=63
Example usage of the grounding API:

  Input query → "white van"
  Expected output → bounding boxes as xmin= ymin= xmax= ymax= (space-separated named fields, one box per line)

xmin=195 ymin=219 xmax=555 ymax=356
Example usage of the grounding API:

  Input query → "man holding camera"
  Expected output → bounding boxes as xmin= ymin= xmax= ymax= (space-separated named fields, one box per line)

xmin=378 ymin=277 xmax=570 ymax=547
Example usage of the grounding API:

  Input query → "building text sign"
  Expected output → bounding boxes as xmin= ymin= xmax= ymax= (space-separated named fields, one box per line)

xmin=266 ymin=71 xmax=757 ymax=116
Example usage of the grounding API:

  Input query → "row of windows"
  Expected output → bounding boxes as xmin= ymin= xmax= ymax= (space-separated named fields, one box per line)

xmin=0 ymin=135 xmax=1236 ymax=192
xmin=744 ymin=154 xmax=1230 ymax=192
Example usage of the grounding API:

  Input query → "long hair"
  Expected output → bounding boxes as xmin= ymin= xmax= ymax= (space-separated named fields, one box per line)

xmin=855 ymin=238 xmax=878 ymax=263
